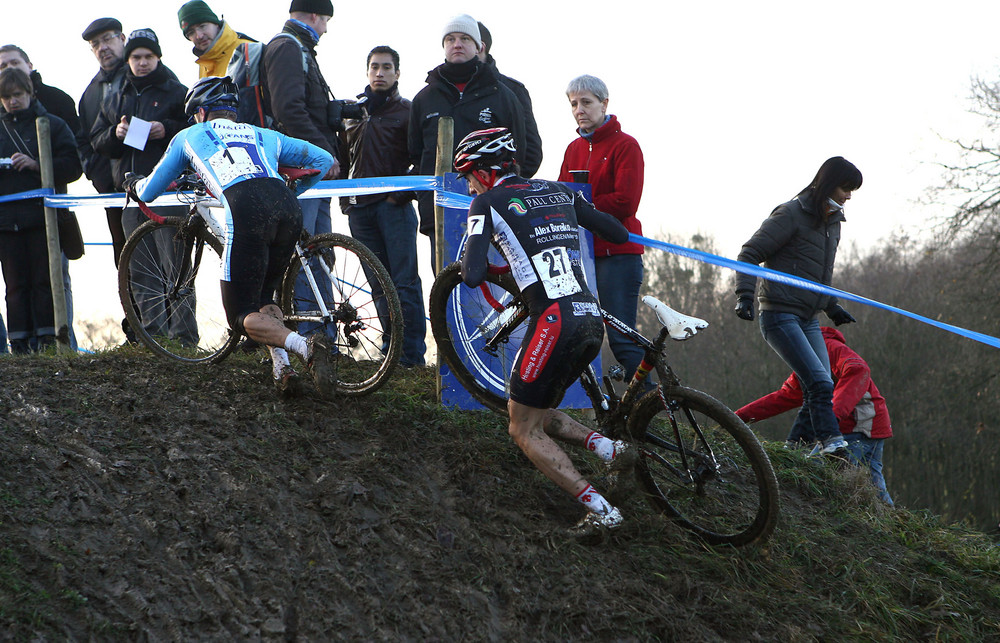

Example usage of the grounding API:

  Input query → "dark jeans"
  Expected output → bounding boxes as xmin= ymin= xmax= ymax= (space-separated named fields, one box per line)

xmin=595 ymin=253 xmax=644 ymax=380
xmin=844 ymin=433 xmax=894 ymax=506
xmin=0 ymin=227 xmax=55 ymax=353
xmin=759 ymin=311 xmax=840 ymax=442
xmin=348 ymin=199 xmax=426 ymax=366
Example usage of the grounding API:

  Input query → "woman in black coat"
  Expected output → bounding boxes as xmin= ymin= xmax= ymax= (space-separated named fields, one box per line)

xmin=0 ymin=68 xmax=81 ymax=353
xmin=734 ymin=156 xmax=863 ymax=457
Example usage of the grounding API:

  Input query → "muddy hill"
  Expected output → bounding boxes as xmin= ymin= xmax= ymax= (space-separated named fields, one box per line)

xmin=1 ymin=350 xmax=998 ymax=641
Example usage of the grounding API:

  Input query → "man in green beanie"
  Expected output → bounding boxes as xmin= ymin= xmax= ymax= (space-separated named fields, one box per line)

xmin=177 ymin=0 xmax=254 ymax=78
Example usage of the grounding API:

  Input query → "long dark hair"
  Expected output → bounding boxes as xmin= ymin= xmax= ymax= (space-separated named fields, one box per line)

xmin=799 ymin=156 xmax=862 ymax=213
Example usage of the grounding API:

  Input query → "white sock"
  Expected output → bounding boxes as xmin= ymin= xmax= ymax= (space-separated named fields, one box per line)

xmin=270 ymin=347 xmax=291 ymax=378
xmin=576 ymin=484 xmax=613 ymax=515
xmin=284 ymin=332 xmax=309 ymax=362
xmin=585 ymin=431 xmax=616 ymax=462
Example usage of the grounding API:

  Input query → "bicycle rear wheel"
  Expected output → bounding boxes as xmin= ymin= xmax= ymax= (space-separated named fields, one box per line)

xmin=279 ymin=233 xmax=402 ymax=396
xmin=627 ymin=386 xmax=779 ymax=546
xmin=428 ymin=262 xmax=527 ymax=414
xmin=118 ymin=217 xmax=238 ymax=364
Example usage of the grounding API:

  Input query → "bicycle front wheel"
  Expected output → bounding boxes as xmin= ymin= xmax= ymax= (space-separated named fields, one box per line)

xmin=118 ymin=217 xmax=238 ymax=364
xmin=279 ymin=233 xmax=402 ymax=396
xmin=627 ymin=386 xmax=780 ymax=547
xmin=428 ymin=262 xmax=527 ymax=414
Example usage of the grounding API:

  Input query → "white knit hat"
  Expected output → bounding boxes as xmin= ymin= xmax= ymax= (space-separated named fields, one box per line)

xmin=441 ymin=14 xmax=482 ymax=50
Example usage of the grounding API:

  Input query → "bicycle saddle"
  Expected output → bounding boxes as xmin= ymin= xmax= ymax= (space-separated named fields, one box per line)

xmin=642 ymin=296 xmax=709 ymax=341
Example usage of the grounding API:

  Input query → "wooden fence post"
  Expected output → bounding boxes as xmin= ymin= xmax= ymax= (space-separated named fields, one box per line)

xmin=434 ymin=117 xmax=454 ymax=402
xmin=36 ymin=117 xmax=71 ymax=354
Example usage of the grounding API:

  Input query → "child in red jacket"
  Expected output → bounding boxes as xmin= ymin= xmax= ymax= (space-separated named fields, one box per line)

xmin=736 ymin=326 xmax=894 ymax=505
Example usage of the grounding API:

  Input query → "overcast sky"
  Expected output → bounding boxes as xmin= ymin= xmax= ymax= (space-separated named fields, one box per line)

xmin=3 ymin=0 xmax=998 ymax=341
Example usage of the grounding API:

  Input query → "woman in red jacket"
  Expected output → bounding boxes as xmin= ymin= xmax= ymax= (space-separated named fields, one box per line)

xmin=736 ymin=326 xmax=894 ymax=506
xmin=558 ymin=75 xmax=645 ymax=382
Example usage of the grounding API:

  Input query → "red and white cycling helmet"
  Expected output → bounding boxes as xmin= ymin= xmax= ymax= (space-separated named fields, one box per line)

xmin=453 ymin=127 xmax=517 ymax=189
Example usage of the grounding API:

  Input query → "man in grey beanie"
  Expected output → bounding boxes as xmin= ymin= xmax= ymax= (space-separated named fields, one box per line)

xmin=408 ymin=13 xmax=526 ymax=270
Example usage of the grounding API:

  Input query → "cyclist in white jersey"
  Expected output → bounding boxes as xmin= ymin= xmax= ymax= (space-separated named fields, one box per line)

xmin=123 ymin=76 xmax=334 ymax=395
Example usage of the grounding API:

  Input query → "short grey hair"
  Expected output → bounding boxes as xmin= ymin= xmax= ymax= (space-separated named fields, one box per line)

xmin=566 ymin=75 xmax=608 ymax=102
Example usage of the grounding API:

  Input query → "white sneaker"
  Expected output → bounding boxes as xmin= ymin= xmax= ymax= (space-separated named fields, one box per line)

xmin=569 ymin=506 xmax=623 ymax=542
xmin=808 ymin=436 xmax=848 ymax=458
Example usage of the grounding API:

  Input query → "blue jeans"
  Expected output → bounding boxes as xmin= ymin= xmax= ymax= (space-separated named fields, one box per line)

xmin=294 ymin=197 xmax=336 ymax=338
xmin=595 ymin=254 xmax=644 ymax=380
xmin=844 ymin=433 xmax=894 ymax=506
xmin=348 ymin=199 xmax=426 ymax=366
xmin=759 ymin=311 xmax=840 ymax=442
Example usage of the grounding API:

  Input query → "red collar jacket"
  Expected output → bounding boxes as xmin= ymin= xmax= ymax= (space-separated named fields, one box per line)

xmin=735 ymin=326 xmax=892 ymax=439
xmin=558 ymin=114 xmax=644 ymax=256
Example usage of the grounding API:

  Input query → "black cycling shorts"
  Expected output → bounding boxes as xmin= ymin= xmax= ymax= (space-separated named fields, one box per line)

xmin=509 ymin=295 xmax=604 ymax=409
xmin=219 ymin=177 xmax=302 ymax=331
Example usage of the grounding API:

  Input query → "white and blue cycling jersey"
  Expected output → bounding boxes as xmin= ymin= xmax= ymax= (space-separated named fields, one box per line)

xmin=134 ymin=120 xmax=332 ymax=203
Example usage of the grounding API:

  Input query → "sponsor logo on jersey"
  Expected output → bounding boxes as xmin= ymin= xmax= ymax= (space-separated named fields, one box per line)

xmin=533 ymin=222 xmax=574 ymax=236
xmin=522 ymin=192 xmax=573 ymax=209
xmin=478 ymin=107 xmax=494 ymax=124
xmin=507 ymin=198 xmax=528 ymax=215
xmin=520 ymin=304 xmax=561 ymax=383
xmin=571 ymin=301 xmax=600 ymax=317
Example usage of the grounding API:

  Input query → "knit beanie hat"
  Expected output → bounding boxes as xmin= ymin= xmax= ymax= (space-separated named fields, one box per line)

xmin=82 ymin=17 xmax=123 ymax=42
xmin=178 ymin=1 xmax=221 ymax=36
xmin=124 ymin=28 xmax=162 ymax=59
xmin=289 ymin=0 xmax=334 ymax=16
xmin=477 ymin=22 xmax=492 ymax=54
xmin=441 ymin=14 xmax=482 ymax=50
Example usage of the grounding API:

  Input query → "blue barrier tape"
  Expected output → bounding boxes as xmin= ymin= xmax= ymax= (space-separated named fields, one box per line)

xmin=0 ymin=187 xmax=53 ymax=204
xmin=631 ymin=233 xmax=1000 ymax=350
xmin=42 ymin=176 xmax=442 ymax=209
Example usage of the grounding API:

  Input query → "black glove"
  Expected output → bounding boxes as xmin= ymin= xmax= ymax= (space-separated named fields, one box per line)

xmin=734 ymin=295 xmax=755 ymax=321
xmin=122 ymin=172 xmax=145 ymax=199
xmin=827 ymin=304 xmax=856 ymax=326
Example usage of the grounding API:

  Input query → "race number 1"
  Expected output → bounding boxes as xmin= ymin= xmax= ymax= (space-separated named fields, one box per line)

xmin=531 ymin=246 xmax=581 ymax=299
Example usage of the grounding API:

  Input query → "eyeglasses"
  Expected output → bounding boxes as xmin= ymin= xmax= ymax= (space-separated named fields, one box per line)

xmin=89 ymin=33 xmax=121 ymax=51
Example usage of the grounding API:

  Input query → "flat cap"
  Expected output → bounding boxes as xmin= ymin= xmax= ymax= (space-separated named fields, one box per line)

xmin=82 ymin=17 xmax=123 ymax=42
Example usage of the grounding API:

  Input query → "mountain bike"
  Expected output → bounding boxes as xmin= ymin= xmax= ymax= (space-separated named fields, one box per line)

xmin=429 ymin=262 xmax=779 ymax=546
xmin=118 ymin=168 xmax=402 ymax=396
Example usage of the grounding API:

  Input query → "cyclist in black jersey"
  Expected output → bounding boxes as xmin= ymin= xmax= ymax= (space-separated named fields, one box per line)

xmin=456 ymin=127 xmax=638 ymax=539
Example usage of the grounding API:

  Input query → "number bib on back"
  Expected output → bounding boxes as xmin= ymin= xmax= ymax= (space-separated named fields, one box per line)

xmin=531 ymin=246 xmax=581 ymax=299
xmin=208 ymin=146 xmax=266 ymax=185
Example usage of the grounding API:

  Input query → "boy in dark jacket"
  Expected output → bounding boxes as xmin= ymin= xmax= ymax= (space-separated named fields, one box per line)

xmin=0 ymin=68 xmax=81 ymax=353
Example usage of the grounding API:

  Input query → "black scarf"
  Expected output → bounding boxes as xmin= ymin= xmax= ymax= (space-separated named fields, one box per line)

xmin=126 ymin=63 xmax=169 ymax=91
xmin=439 ymin=59 xmax=478 ymax=85
xmin=362 ymin=83 xmax=397 ymax=113
xmin=98 ymin=60 xmax=125 ymax=83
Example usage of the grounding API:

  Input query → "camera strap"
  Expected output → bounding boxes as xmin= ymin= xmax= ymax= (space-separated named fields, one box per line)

xmin=1 ymin=116 xmax=35 ymax=160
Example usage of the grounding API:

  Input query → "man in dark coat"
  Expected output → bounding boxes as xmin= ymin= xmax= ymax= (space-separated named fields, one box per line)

xmin=408 ymin=14 xmax=526 ymax=265
xmin=0 ymin=44 xmax=82 ymax=350
xmin=341 ymin=45 xmax=425 ymax=368
xmin=78 ymin=18 xmax=129 ymax=266
xmin=475 ymin=22 xmax=541 ymax=178
xmin=90 ymin=28 xmax=196 ymax=346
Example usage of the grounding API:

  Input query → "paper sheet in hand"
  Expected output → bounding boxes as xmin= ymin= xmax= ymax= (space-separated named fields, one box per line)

xmin=123 ymin=117 xmax=152 ymax=151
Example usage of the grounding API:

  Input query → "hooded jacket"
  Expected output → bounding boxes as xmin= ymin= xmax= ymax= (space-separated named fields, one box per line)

xmin=193 ymin=22 xmax=255 ymax=78
xmin=263 ymin=20 xmax=338 ymax=158
xmin=408 ymin=58 xmax=526 ymax=232
xmin=0 ymin=100 xmax=81 ymax=231
xmin=340 ymin=84 xmax=413 ymax=210
xmin=735 ymin=192 xmax=844 ymax=319
xmin=735 ymin=326 xmax=892 ymax=439
xmin=558 ymin=115 xmax=645 ymax=256
xmin=89 ymin=63 xmax=188 ymax=190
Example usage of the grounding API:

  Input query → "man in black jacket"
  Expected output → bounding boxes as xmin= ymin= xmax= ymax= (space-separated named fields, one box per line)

xmin=408 ymin=14 xmax=526 ymax=265
xmin=341 ymin=46 xmax=425 ymax=368
xmin=90 ymin=28 xmax=196 ymax=346
xmin=0 ymin=44 xmax=82 ymax=350
xmin=475 ymin=22 xmax=541 ymax=178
